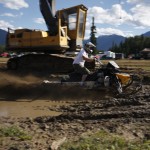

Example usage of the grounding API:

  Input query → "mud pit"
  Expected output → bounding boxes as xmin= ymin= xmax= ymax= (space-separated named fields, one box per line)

xmin=0 ymin=64 xmax=150 ymax=150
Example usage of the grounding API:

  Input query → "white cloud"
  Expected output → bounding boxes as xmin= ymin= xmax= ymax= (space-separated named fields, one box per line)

xmin=86 ymin=2 xmax=150 ymax=37
xmin=0 ymin=0 xmax=28 ymax=10
xmin=1 ymin=13 xmax=16 ymax=17
xmin=34 ymin=18 xmax=45 ymax=24
xmin=127 ymin=0 xmax=150 ymax=4
xmin=85 ymin=6 xmax=134 ymax=38
xmin=84 ymin=26 xmax=134 ymax=39
xmin=134 ymin=26 xmax=145 ymax=29
xmin=88 ymin=5 xmax=133 ymax=26
xmin=96 ymin=28 xmax=125 ymax=36
xmin=127 ymin=0 xmax=143 ymax=4
xmin=0 ymin=20 xmax=14 ymax=31
xmin=1 ymin=12 xmax=23 ymax=17
xmin=131 ymin=4 xmax=150 ymax=27
xmin=126 ymin=0 xmax=150 ymax=29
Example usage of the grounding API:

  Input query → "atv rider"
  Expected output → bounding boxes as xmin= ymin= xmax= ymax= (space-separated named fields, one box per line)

xmin=73 ymin=42 xmax=96 ymax=86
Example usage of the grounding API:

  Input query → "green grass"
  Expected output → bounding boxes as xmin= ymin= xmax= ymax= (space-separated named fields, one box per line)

xmin=60 ymin=130 xmax=150 ymax=150
xmin=101 ymin=60 xmax=150 ymax=71
xmin=0 ymin=57 xmax=9 ymax=62
xmin=0 ymin=126 xmax=32 ymax=141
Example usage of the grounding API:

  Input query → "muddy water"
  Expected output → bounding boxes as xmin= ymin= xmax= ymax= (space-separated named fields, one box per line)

xmin=0 ymin=68 xmax=112 ymax=118
xmin=0 ymin=71 xmax=67 ymax=118
xmin=0 ymin=100 xmax=62 ymax=118
xmin=0 ymin=70 xmax=102 ymax=118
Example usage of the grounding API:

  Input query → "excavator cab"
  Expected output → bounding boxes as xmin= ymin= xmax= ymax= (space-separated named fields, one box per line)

xmin=58 ymin=5 xmax=87 ymax=51
xmin=6 ymin=1 xmax=87 ymax=53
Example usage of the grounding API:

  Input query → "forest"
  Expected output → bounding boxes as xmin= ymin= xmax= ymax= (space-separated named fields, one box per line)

xmin=111 ymin=35 xmax=150 ymax=57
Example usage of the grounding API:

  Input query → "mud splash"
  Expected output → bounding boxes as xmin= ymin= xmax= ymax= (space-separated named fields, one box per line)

xmin=0 ymin=70 xmax=110 ymax=118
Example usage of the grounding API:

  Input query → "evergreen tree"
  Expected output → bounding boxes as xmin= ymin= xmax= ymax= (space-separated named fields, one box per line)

xmin=110 ymin=35 xmax=150 ymax=57
xmin=0 ymin=45 xmax=5 ymax=54
xmin=90 ymin=17 xmax=97 ymax=54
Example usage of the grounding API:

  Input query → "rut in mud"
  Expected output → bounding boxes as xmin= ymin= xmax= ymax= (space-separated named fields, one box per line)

xmin=35 ymin=85 xmax=150 ymax=139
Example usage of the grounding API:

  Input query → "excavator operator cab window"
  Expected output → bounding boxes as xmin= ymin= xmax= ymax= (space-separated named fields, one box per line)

xmin=68 ymin=13 xmax=77 ymax=30
xmin=78 ymin=10 xmax=85 ymax=38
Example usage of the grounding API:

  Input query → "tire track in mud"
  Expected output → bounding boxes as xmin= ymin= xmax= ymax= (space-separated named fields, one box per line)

xmin=34 ymin=89 xmax=150 ymax=143
xmin=35 ymin=87 xmax=150 ymax=123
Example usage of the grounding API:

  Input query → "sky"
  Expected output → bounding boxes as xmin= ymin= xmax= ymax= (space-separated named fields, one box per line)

xmin=0 ymin=0 xmax=150 ymax=39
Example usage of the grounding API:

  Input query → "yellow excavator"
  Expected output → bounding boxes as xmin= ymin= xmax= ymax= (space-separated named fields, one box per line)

xmin=6 ymin=0 xmax=95 ymax=72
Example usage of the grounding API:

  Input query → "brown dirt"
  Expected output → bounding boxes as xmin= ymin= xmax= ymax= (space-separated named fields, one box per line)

xmin=0 ymin=62 xmax=150 ymax=150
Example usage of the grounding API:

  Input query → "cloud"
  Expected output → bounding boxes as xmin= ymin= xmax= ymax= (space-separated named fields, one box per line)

xmin=131 ymin=4 xmax=150 ymax=27
xmin=0 ymin=20 xmax=14 ymax=30
xmin=84 ymin=25 xmax=134 ymax=39
xmin=34 ymin=18 xmax=45 ymax=24
xmin=0 ymin=12 xmax=23 ymax=17
xmin=88 ymin=5 xmax=132 ymax=26
xmin=86 ymin=2 xmax=150 ymax=37
xmin=127 ymin=0 xmax=150 ymax=4
xmin=96 ymin=28 xmax=125 ymax=36
xmin=127 ymin=0 xmax=143 ymax=4
xmin=85 ymin=5 xmax=134 ymax=38
xmin=96 ymin=27 xmax=133 ymax=37
xmin=0 ymin=0 xmax=28 ymax=10
xmin=126 ymin=0 xmax=150 ymax=29
xmin=1 ymin=13 xmax=16 ymax=17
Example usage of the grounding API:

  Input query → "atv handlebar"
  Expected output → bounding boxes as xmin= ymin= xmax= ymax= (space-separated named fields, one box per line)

xmin=94 ymin=56 xmax=103 ymax=65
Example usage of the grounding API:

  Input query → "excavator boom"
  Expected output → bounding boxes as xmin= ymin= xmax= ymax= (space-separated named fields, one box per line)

xmin=39 ymin=0 xmax=57 ymax=35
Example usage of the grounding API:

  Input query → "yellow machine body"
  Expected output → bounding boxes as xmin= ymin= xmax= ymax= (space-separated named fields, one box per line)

xmin=6 ymin=5 xmax=87 ymax=53
xmin=116 ymin=73 xmax=131 ymax=85
xmin=7 ymin=29 xmax=68 ymax=51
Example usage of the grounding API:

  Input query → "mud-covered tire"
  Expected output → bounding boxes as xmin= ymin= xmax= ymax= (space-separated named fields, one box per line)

xmin=121 ymin=74 xmax=143 ymax=96
xmin=110 ymin=76 xmax=123 ymax=95
xmin=7 ymin=60 xmax=18 ymax=70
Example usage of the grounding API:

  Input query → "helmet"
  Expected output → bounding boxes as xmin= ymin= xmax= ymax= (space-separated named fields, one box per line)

xmin=84 ymin=42 xmax=96 ymax=53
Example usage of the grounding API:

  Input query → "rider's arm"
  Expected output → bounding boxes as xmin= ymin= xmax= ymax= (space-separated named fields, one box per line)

xmin=82 ymin=55 xmax=95 ymax=62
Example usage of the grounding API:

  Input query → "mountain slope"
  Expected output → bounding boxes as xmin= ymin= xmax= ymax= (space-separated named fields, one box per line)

xmin=85 ymin=31 xmax=150 ymax=51
xmin=0 ymin=29 xmax=7 ymax=45
xmin=96 ymin=34 xmax=125 ymax=51
xmin=142 ymin=31 xmax=150 ymax=37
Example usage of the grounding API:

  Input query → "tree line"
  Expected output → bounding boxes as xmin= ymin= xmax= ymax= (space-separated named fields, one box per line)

xmin=111 ymin=35 xmax=150 ymax=57
xmin=0 ymin=45 xmax=5 ymax=54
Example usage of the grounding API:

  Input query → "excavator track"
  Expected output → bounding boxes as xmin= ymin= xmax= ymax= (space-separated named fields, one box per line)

xmin=7 ymin=53 xmax=95 ymax=73
xmin=7 ymin=54 xmax=73 ymax=73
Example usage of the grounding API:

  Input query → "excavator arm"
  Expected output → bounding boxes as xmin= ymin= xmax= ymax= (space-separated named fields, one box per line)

xmin=39 ymin=0 xmax=58 ymax=35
